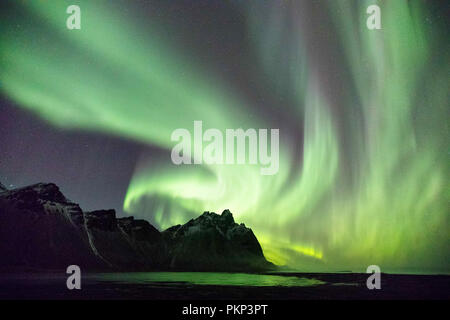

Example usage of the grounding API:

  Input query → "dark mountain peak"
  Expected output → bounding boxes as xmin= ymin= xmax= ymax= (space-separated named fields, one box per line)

xmin=197 ymin=209 xmax=235 ymax=226
xmin=164 ymin=210 xmax=253 ymax=242
xmin=164 ymin=224 xmax=182 ymax=233
xmin=0 ymin=181 xmax=6 ymax=192
xmin=221 ymin=209 xmax=234 ymax=224
xmin=1 ymin=182 xmax=70 ymax=204
xmin=117 ymin=215 xmax=160 ymax=235
xmin=161 ymin=209 xmax=273 ymax=271
xmin=117 ymin=216 xmax=162 ymax=243
xmin=85 ymin=209 xmax=117 ymax=231
xmin=167 ymin=210 xmax=239 ymax=241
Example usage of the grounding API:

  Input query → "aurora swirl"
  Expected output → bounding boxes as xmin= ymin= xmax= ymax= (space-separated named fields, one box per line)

xmin=0 ymin=0 xmax=448 ymax=273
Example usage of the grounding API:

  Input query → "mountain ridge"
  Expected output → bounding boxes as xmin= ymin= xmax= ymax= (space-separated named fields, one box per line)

xmin=0 ymin=181 xmax=274 ymax=272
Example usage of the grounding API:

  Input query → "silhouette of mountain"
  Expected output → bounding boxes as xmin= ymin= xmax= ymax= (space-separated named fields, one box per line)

xmin=0 ymin=181 xmax=274 ymax=272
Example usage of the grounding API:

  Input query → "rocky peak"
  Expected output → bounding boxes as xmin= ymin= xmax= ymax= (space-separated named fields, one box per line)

xmin=30 ymin=183 xmax=69 ymax=203
xmin=168 ymin=210 xmax=238 ymax=239
xmin=117 ymin=216 xmax=162 ymax=243
xmin=197 ymin=209 xmax=235 ymax=227
xmin=84 ymin=209 xmax=117 ymax=231
xmin=0 ymin=181 xmax=6 ymax=192
xmin=0 ymin=182 xmax=69 ymax=204
xmin=161 ymin=209 xmax=273 ymax=271
xmin=221 ymin=209 xmax=235 ymax=225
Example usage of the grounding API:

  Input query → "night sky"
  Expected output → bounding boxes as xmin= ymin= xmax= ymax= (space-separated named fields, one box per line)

xmin=0 ymin=0 xmax=448 ymax=273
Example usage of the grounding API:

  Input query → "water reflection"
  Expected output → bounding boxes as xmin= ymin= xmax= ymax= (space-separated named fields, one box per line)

xmin=92 ymin=272 xmax=326 ymax=287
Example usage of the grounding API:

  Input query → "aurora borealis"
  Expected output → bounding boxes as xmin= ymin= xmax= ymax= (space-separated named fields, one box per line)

xmin=0 ymin=0 xmax=448 ymax=273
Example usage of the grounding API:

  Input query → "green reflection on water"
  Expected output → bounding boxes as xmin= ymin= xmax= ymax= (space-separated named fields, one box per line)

xmin=91 ymin=272 xmax=326 ymax=287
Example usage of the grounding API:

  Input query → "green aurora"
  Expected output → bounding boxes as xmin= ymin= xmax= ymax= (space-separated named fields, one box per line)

xmin=0 ymin=0 xmax=448 ymax=273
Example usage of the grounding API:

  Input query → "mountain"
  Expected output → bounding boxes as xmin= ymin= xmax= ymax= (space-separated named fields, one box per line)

xmin=0 ymin=183 xmax=103 ymax=270
xmin=0 ymin=182 xmax=274 ymax=272
xmin=163 ymin=210 xmax=272 ymax=271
